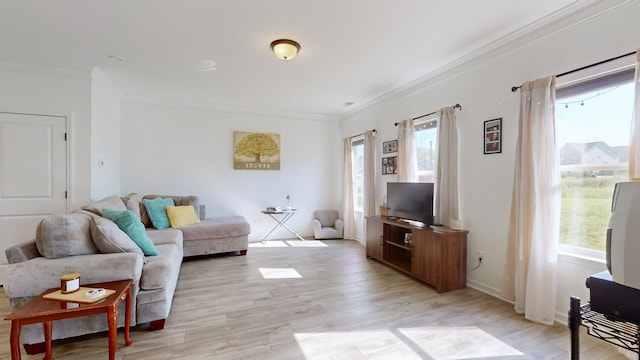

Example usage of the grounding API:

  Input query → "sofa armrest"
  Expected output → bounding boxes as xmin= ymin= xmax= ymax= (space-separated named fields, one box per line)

xmin=5 ymin=239 xmax=40 ymax=264
xmin=312 ymin=219 xmax=322 ymax=234
xmin=3 ymin=252 xmax=144 ymax=299
xmin=334 ymin=219 xmax=344 ymax=236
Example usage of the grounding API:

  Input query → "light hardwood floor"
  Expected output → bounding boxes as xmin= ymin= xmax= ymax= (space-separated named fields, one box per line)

xmin=0 ymin=239 xmax=630 ymax=359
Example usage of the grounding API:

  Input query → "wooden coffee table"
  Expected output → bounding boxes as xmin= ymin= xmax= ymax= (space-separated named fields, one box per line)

xmin=5 ymin=279 xmax=133 ymax=360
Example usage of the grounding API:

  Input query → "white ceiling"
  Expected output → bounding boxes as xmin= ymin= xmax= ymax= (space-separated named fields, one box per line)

xmin=0 ymin=0 xmax=581 ymax=117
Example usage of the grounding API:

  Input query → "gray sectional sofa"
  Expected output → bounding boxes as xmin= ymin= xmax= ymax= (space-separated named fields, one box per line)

xmin=2 ymin=193 xmax=250 ymax=350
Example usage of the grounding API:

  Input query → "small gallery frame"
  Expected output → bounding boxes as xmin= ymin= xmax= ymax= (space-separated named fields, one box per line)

xmin=484 ymin=118 xmax=502 ymax=154
xmin=382 ymin=156 xmax=397 ymax=175
xmin=383 ymin=140 xmax=398 ymax=154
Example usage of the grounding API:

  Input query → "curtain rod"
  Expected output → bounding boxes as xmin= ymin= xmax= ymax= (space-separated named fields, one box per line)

xmin=394 ymin=103 xmax=462 ymax=126
xmin=349 ymin=129 xmax=376 ymax=139
xmin=510 ymin=50 xmax=637 ymax=92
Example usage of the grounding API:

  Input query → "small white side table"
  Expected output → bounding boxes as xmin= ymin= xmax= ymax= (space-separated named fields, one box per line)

xmin=261 ymin=209 xmax=305 ymax=243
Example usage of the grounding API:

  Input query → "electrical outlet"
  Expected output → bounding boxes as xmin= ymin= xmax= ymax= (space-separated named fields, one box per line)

xmin=477 ymin=251 xmax=485 ymax=262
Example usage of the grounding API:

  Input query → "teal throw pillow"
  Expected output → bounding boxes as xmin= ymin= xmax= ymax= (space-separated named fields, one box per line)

xmin=142 ymin=198 xmax=175 ymax=230
xmin=102 ymin=208 xmax=159 ymax=256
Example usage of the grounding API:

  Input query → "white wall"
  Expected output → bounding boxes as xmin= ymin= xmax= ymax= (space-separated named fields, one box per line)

xmin=0 ymin=61 xmax=94 ymax=210
xmin=120 ymin=100 xmax=342 ymax=241
xmin=340 ymin=1 xmax=640 ymax=323
xmin=90 ymin=68 xmax=122 ymax=199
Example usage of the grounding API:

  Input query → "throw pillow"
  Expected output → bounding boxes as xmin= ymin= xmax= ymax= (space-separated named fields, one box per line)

xmin=121 ymin=193 xmax=142 ymax=221
xmin=102 ymin=208 xmax=159 ymax=256
xmin=139 ymin=201 xmax=153 ymax=228
xmin=81 ymin=195 xmax=127 ymax=216
xmin=90 ymin=216 xmax=144 ymax=256
xmin=142 ymin=198 xmax=175 ymax=230
xmin=35 ymin=212 xmax=97 ymax=259
xmin=166 ymin=205 xmax=201 ymax=228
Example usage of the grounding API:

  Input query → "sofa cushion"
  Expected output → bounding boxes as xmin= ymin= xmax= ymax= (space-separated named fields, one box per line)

xmin=315 ymin=210 xmax=339 ymax=227
xmin=102 ymin=208 xmax=159 ymax=256
xmin=143 ymin=198 xmax=175 ymax=230
xmin=140 ymin=243 xmax=182 ymax=290
xmin=144 ymin=194 xmax=200 ymax=219
xmin=166 ymin=205 xmax=201 ymax=228
xmin=90 ymin=216 xmax=144 ymax=256
xmin=81 ymin=195 xmax=127 ymax=216
xmin=35 ymin=213 xmax=97 ymax=259
xmin=179 ymin=216 xmax=250 ymax=240
xmin=121 ymin=193 xmax=142 ymax=221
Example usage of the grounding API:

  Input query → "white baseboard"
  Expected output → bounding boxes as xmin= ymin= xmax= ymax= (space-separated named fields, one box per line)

xmin=468 ymin=279 xmax=574 ymax=326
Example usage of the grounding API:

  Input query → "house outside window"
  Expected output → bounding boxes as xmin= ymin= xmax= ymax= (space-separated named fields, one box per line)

xmin=556 ymin=68 xmax=634 ymax=256
xmin=415 ymin=118 xmax=438 ymax=182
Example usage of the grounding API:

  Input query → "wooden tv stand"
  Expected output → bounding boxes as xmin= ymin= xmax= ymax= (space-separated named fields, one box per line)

xmin=365 ymin=216 xmax=468 ymax=293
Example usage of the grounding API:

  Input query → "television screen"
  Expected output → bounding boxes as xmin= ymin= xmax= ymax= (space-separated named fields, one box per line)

xmin=386 ymin=182 xmax=434 ymax=225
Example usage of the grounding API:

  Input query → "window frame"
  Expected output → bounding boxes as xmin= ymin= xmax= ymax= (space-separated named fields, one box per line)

xmin=555 ymin=61 xmax=635 ymax=261
xmin=351 ymin=138 xmax=365 ymax=212
xmin=414 ymin=117 xmax=438 ymax=183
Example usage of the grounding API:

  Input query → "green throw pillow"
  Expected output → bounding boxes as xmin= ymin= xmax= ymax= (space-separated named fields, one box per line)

xmin=142 ymin=198 xmax=175 ymax=230
xmin=102 ymin=208 xmax=159 ymax=256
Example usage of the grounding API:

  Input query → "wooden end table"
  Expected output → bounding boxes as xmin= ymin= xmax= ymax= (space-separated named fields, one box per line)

xmin=4 ymin=279 xmax=134 ymax=360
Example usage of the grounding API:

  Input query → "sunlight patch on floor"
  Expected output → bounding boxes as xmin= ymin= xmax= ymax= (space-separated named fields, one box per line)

xmin=259 ymin=267 xmax=302 ymax=279
xmin=294 ymin=327 xmax=523 ymax=359
xmin=286 ymin=240 xmax=327 ymax=247
xmin=249 ymin=241 xmax=288 ymax=247
xmin=249 ymin=240 xmax=328 ymax=248
xmin=400 ymin=326 xmax=523 ymax=359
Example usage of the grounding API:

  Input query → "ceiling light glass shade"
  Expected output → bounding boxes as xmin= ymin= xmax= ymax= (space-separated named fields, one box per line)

xmin=270 ymin=39 xmax=301 ymax=61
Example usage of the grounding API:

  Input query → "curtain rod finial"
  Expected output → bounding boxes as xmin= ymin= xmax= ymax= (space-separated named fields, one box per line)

xmin=511 ymin=86 xmax=521 ymax=92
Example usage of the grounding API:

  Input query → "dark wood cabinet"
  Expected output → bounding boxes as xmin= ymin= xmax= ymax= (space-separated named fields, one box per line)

xmin=365 ymin=216 xmax=468 ymax=293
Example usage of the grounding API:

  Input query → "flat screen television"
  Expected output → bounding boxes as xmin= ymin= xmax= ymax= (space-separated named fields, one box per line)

xmin=386 ymin=182 xmax=434 ymax=225
xmin=607 ymin=181 xmax=640 ymax=290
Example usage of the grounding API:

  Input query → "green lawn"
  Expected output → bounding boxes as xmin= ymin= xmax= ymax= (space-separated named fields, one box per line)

xmin=560 ymin=174 xmax=627 ymax=250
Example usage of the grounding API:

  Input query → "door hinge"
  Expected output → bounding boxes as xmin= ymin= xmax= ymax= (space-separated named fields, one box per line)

xmin=64 ymin=133 xmax=67 ymax=141
xmin=65 ymin=191 xmax=68 ymax=199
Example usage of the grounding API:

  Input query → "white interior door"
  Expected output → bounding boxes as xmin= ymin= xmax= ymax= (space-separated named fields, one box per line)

xmin=0 ymin=112 xmax=67 ymax=266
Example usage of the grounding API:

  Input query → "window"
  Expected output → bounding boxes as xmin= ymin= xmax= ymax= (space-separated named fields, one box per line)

xmin=352 ymin=139 xmax=364 ymax=211
xmin=556 ymin=69 xmax=635 ymax=254
xmin=415 ymin=118 xmax=438 ymax=182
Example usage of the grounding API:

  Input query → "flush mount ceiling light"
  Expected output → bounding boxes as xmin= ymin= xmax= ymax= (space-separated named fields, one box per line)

xmin=270 ymin=39 xmax=301 ymax=61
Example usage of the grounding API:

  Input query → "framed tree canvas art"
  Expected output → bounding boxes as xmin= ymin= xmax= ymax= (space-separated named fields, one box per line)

xmin=233 ymin=131 xmax=281 ymax=170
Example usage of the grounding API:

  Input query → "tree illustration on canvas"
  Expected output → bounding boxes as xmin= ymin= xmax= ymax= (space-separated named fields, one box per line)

xmin=233 ymin=132 xmax=281 ymax=170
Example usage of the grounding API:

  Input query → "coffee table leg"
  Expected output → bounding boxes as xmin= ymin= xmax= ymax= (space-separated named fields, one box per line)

xmin=107 ymin=305 xmax=117 ymax=360
xmin=43 ymin=321 xmax=52 ymax=360
xmin=10 ymin=320 xmax=21 ymax=360
xmin=124 ymin=287 xmax=132 ymax=346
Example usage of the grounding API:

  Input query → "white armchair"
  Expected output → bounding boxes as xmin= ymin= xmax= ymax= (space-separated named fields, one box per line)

xmin=312 ymin=210 xmax=344 ymax=239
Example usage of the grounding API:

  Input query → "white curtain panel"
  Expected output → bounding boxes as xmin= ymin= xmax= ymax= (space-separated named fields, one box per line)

xmin=629 ymin=50 xmax=640 ymax=179
xmin=397 ymin=118 xmax=417 ymax=182
xmin=502 ymin=75 xmax=560 ymax=326
xmin=434 ymin=107 xmax=459 ymax=227
xmin=342 ymin=138 xmax=356 ymax=240
xmin=364 ymin=131 xmax=376 ymax=217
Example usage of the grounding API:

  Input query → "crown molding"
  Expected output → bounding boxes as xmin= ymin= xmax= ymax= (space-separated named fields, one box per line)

xmin=340 ymin=0 xmax=635 ymax=123
xmin=0 ymin=53 xmax=93 ymax=81
xmin=122 ymin=94 xmax=340 ymax=123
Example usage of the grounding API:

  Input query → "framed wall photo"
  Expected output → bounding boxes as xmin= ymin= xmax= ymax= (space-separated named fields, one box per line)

xmin=484 ymin=118 xmax=502 ymax=154
xmin=382 ymin=156 xmax=397 ymax=175
xmin=383 ymin=140 xmax=398 ymax=154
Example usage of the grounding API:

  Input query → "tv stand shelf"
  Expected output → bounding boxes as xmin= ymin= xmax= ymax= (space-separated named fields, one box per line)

xmin=365 ymin=216 xmax=468 ymax=293
xmin=569 ymin=296 xmax=640 ymax=359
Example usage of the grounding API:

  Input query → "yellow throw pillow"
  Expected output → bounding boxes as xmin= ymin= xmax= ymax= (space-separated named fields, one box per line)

xmin=166 ymin=205 xmax=201 ymax=228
